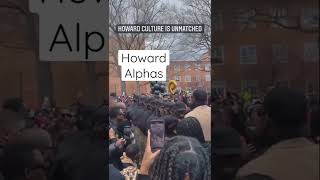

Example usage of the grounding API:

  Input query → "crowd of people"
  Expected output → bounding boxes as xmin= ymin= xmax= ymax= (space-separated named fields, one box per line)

xmin=0 ymin=86 xmax=319 ymax=180
xmin=108 ymin=89 xmax=212 ymax=180
xmin=212 ymin=88 xmax=319 ymax=180
xmin=0 ymin=97 xmax=108 ymax=180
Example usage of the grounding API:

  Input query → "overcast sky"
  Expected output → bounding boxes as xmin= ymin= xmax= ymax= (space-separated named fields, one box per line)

xmin=162 ymin=0 xmax=184 ymax=8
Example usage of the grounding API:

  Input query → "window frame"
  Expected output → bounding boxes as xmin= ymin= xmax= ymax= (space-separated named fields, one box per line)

xmin=240 ymin=45 xmax=257 ymax=64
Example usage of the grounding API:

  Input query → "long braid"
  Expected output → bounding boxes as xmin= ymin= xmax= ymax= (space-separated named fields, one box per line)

xmin=151 ymin=136 xmax=211 ymax=180
xmin=198 ymin=142 xmax=211 ymax=180
xmin=167 ymin=146 xmax=179 ymax=180
xmin=152 ymin=143 xmax=180 ymax=180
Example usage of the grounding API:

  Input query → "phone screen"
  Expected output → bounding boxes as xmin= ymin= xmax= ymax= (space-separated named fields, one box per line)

xmin=150 ymin=120 xmax=165 ymax=150
xmin=123 ymin=126 xmax=131 ymax=139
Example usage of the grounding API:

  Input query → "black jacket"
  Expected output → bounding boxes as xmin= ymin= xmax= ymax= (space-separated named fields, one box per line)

xmin=109 ymin=138 xmax=124 ymax=170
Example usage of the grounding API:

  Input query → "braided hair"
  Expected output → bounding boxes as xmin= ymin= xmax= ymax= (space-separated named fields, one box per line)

xmin=151 ymin=136 xmax=211 ymax=180
xmin=176 ymin=117 xmax=205 ymax=144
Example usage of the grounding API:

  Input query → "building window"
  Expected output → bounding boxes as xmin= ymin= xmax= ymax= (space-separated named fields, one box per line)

xmin=301 ymin=8 xmax=319 ymax=28
xmin=214 ymin=11 xmax=223 ymax=31
xmin=196 ymin=75 xmax=201 ymax=82
xmin=304 ymin=42 xmax=319 ymax=62
xmin=241 ymin=80 xmax=258 ymax=94
xmin=237 ymin=9 xmax=256 ymax=30
xmin=195 ymin=63 xmax=201 ymax=70
xmin=205 ymin=64 xmax=211 ymax=71
xmin=175 ymin=75 xmax=181 ymax=81
xmin=185 ymin=87 xmax=192 ymax=91
xmin=213 ymin=46 xmax=224 ymax=64
xmin=270 ymin=8 xmax=289 ymax=28
xmin=205 ymin=74 xmax=211 ymax=82
xmin=272 ymin=44 xmax=288 ymax=63
xmin=240 ymin=45 xmax=257 ymax=64
xmin=213 ymin=80 xmax=225 ymax=96
xmin=174 ymin=65 xmax=180 ymax=72
xmin=184 ymin=64 xmax=191 ymax=70
xmin=185 ymin=75 xmax=192 ymax=82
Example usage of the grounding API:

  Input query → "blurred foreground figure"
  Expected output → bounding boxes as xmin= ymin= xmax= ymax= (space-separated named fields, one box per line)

xmin=2 ymin=144 xmax=47 ymax=180
xmin=236 ymin=88 xmax=319 ymax=180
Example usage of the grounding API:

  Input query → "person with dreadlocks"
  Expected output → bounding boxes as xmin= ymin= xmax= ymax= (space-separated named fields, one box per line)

xmin=137 ymin=131 xmax=211 ymax=180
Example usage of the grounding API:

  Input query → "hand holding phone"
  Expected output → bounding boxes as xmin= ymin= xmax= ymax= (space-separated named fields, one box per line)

xmin=150 ymin=119 xmax=165 ymax=151
xmin=140 ymin=130 xmax=161 ymax=175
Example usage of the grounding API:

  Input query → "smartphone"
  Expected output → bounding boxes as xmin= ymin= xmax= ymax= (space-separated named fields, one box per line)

xmin=123 ymin=125 xmax=131 ymax=141
xmin=150 ymin=119 xmax=165 ymax=150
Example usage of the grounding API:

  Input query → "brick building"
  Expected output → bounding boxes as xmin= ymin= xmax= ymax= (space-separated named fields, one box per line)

xmin=168 ymin=52 xmax=211 ymax=92
xmin=0 ymin=0 xmax=107 ymax=107
xmin=213 ymin=0 xmax=319 ymax=95
xmin=109 ymin=49 xmax=211 ymax=95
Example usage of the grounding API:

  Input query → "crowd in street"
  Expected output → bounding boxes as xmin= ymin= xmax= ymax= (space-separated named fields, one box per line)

xmin=0 ymin=86 xmax=319 ymax=180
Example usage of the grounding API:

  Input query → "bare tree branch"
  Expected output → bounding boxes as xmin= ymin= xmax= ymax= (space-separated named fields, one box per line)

xmin=234 ymin=8 xmax=319 ymax=34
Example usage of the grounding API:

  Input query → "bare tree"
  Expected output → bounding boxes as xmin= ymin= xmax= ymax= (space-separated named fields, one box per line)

xmin=233 ymin=7 xmax=319 ymax=34
xmin=109 ymin=0 xmax=179 ymax=95
xmin=177 ymin=0 xmax=211 ymax=54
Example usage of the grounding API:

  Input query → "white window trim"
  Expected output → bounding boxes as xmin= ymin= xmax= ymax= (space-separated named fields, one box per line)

xmin=175 ymin=75 xmax=181 ymax=81
xmin=213 ymin=46 xmax=224 ymax=65
xmin=304 ymin=42 xmax=319 ymax=62
xmin=240 ymin=45 xmax=257 ymax=64
xmin=185 ymin=75 xmax=192 ymax=82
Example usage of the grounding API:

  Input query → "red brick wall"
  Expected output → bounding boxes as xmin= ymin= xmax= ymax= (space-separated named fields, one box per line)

xmin=0 ymin=47 xmax=39 ymax=108
xmin=214 ymin=0 xmax=319 ymax=93
xmin=168 ymin=59 xmax=211 ymax=92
